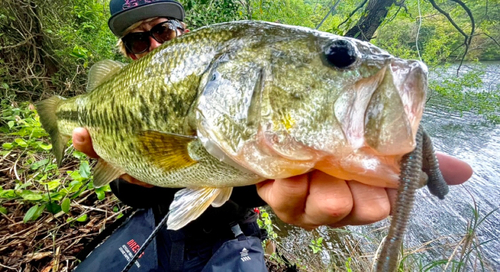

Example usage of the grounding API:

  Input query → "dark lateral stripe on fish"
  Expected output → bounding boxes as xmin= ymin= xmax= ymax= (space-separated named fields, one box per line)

xmin=56 ymin=110 xmax=79 ymax=122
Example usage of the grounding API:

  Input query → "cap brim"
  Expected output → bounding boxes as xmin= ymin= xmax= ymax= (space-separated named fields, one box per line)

xmin=108 ymin=2 xmax=185 ymax=37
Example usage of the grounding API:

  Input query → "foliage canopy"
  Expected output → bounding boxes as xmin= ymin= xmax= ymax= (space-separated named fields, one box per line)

xmin=1 ymin=0 xmax=498 ymax=101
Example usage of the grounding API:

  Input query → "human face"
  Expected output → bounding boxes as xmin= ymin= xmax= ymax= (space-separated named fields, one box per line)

xmin=123 ymin=18 xmax=185 ymax=59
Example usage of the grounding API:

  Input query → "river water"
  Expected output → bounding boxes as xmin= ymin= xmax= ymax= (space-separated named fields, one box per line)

xmin=271 ymin=62 xmax=500 ymax=271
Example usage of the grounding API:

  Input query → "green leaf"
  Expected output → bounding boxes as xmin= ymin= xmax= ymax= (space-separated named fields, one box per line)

xmin=76 ymin=214 xmax=88 ymax=222
xmin=31 ymin=159 xmax=49 ymax=170
xmin=68 ymin=170 xmax=85 ymax=182
xmin=61 ymin=198 xmax=70 ymax=213
xmin=70 ymin=45 xmax=89 ymax=59
xmin=40 ymin=179 xmax=61 ymax=191
xmin=94 ymin=185 xmax=110 ymax=200
xmin=0 ymin=189 xmax=17 ymax=199
xmin=46 ymin=202 xmax=62 ymax=214
xmin=14 ymin=138 xmax=28 ymax=147
xmin=24 ymin=205 xmax=38 ymax=223
xmin=72 ymin=150 xmax=87 ymax=159
xmin=95 ymin=188 xmax=106 ymax=200
xmin=1 ymin=142 xmax=13 ymax=150
xmin=46 ymin=192 xmax=63 ymax=201
xmin=79 ymin=161 xmax=91 ymax=179
xmin=21 ymin=190 xmax=42 ymax=201
xmin=7 ymin=121 xmax=15 ymax=129
xmin=37 ymin=174 xmax=48 ymax=182
xmin=65 ymin=180 xmax=85 ymax=197
xmin=21 ymin=191 xmax=43 ymax=201
xmin=37 ymin=142 xmax=52 ymax=151
xmin=45 ymin=163 xmax=58 ymax=171
xmin=15 ymin=182 xmax=31 ymax=190
xmin=0 ymin=206 xmax=7 ymax=214
xmin=23 ymin=204 xmax=45 ymax=223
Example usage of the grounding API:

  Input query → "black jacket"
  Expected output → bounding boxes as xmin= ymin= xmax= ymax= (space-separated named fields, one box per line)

xmin=110 ymin=179 xmax=267 ymax=237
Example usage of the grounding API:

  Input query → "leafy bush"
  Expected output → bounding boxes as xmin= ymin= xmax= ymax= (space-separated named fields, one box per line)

xmin=184 ymin=0 xmax=247 ymax=28
xmin=0 ymin=0 xmax=123 ymax=101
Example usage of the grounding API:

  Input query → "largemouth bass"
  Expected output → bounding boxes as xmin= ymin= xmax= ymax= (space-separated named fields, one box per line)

xmin=37 ymin=20 xmax=449 ymax=270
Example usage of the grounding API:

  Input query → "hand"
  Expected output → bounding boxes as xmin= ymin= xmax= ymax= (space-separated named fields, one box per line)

xmin=256 ymin=152 xmax=473 ymax=230
xmin=72 ymin=128 xmax=154 ymax=188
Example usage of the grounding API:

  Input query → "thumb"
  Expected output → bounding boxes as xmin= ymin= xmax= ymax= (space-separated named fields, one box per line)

xmin=72 ymin=127 xmax=99 ymax=158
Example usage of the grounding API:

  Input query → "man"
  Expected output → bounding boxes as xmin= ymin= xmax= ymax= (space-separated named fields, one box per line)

xmin=73 ymin=0 xmax=473 ymax=270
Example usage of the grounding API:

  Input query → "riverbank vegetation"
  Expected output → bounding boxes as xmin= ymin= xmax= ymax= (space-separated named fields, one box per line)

xmin=1 ymin=0 xmax=499 ymax=271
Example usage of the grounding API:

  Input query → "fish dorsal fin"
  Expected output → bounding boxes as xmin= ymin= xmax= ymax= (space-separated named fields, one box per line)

xmin=86 ymin=60 xmax=127 ymax=92
xmin=92 ymin=159 xmax=125 ymax=187
xmin=137 ymin=131 xmax=198 ymax=172
xmin=167 ymin=187 xmax=233 ymax=230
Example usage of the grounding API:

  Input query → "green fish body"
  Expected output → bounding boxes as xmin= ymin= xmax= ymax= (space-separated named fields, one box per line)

xmin=37 ymin=21 xmax=431 ymax=230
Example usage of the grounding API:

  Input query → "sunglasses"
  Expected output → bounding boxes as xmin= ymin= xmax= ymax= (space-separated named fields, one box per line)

xmin=122 ymin=20 xmax=184 ymax=54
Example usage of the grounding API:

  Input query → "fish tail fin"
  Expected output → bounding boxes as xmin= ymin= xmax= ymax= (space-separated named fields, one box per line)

xmin=167 ymin=187 xmax=233 ymax=230
xmin=36 ymin=96 xmax=70 ymax=166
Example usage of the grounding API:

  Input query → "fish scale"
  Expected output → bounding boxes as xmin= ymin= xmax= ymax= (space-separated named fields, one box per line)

xmin=36 ymin=21 xmax=448 ymax=269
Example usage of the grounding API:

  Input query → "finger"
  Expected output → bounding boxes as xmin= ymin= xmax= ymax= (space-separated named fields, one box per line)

xmin=72 ymin=127 xmax=99 ymax=158
xmin=436 ymin=152 xmax=473 ymax=185
xmin=331 ymin=180 xmax=390 ymax=227
xmin=256 ymin=174 xmax=309 ymax=225
xmin=386 ymin=188 xmax=398 ymax=215
xmin=302 ymin=171 xmax=353 ymax=228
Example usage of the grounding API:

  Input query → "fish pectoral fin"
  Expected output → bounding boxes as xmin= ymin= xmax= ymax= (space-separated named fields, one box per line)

xmin=212 ymin=187 xmax=233 ymax=207
xmin=86 ymin=60 xmax=127 ymax=92
xmin=137 ymin=130 xmax=198 ymax=172
xmin=92 ymin=159 xmax=125 ymax=187
xmin=167 ymin=187 xmax=233 ymax=230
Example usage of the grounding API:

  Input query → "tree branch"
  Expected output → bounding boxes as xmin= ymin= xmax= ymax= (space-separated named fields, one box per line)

xmin=316 ymin=0 xmax=341 ymax=30
xmin=338 ymin=0 xmax=369 ymax=29
xmin=383 ymin=3 xmax=404 ymax=26
xmin=481 ymin=32 xmax=500 ymax=48
xmin=426 ymin=0 xmax=475 ymax=75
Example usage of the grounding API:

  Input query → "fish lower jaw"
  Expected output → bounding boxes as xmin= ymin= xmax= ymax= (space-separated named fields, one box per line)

xmin=314 ymin=155 xmax=401 ymax=188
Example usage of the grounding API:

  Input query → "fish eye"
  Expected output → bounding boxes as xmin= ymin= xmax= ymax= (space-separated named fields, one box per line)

xmin=324 ymin=40 xmax=357 ymax=69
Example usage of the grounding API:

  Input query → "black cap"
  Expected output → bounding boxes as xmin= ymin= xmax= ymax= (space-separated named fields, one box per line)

xmin=108 ymin=0 xmax=185 ymax=37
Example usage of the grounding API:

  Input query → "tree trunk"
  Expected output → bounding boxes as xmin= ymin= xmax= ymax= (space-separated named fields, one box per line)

xmin=345 ymin=0 xmax=395 ymax=41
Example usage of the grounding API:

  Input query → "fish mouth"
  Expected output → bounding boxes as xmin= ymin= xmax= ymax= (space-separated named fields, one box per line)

xmin=363 ymin=59 xmax=428 ymax=155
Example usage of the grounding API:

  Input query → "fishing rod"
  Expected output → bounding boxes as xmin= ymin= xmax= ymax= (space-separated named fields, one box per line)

xmin=121 ymin=211 xmax=170 ymax=272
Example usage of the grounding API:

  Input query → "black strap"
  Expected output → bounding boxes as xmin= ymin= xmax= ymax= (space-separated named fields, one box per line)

xmin=169 ymin=230 xmax=186 ymax=272
xmin=231 ymin=223 xmax=248 ymax=241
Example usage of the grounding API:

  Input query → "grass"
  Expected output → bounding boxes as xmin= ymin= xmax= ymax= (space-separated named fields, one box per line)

xmin=399 ymin=202 xmax=498 ymax=272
